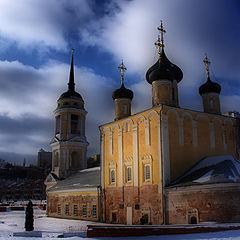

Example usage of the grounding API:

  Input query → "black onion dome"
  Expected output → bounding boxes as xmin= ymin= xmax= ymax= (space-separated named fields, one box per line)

xmin=58 ymin=90 xmax=83 ymax=100
xmin=112 ymin=83 xmax=133 ymax=100
xmin=146 ymin=49 xmax=183 ymax=84
xmin=199 ymin=78 xmax=221 ymax=96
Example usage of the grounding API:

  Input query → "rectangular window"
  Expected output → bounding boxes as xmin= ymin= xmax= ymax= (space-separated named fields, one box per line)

xmin=71 ymin=114 xmax=80 ymax=134
xmin=92 ymin=205 xmax=97 ymax=217
xmin=144 ymin=165 xmax=151 ymax=181
xmin=65 ymin=204 xmax=69 ymax=215
xmin=57 ymin=204 xmax=61 ymax=215
xmin=110 ymin=169 xmax=115 ymax=183
xmin=82 ymin=205 xmax=87 ymax=216
xmin=126 ymin=167 xmax=132 ymax=182
xmin=73 ymin=205 xmax=78 ymax=216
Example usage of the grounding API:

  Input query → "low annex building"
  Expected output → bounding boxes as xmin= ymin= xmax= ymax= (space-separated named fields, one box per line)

xmin=46 ymin=23 xmax=240 ymax=225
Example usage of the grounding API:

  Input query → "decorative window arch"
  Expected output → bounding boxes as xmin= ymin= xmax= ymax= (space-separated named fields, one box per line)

xmin=123 ymin=157 xmax=133 ymax=185
xmin=108 ymin=161 xmax=117 ymax=186
xmin=142 ymin=154 xmax=153 ymax=184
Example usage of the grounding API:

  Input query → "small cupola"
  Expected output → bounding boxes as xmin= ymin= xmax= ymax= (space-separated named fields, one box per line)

xmin=146 ymin=21 xmax=183 ymax=107
xmin=199 ymin=55 xmax=221 ymax=114
xmin=112 ymin=60 xmax=133 ymax=121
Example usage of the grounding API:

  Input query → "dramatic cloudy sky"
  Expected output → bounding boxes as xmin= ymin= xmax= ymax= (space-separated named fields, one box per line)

xmin=0 ymin=0 xmax=239 ymax=165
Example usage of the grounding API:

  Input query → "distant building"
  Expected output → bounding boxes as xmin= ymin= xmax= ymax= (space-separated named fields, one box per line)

xmin=2 ymin=179 xmax=46 ymax=201
xmin=0 ymin=164 xmax=46 ymax=201
xmin=87 ymin=154 xmax=100 ymax=168
xmin=224 ymin=111 xmax=240 ymax=118
xmin=37 ymin=148 xmax=52 ymax=171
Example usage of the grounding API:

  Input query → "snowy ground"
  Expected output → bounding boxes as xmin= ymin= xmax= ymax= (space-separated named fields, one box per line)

xmin=1 ymin=209 xmax=240 ymax=239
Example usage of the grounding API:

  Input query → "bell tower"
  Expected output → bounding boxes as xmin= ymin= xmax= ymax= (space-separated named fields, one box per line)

xmin=51 ymin=50 xmax=89 ymax=179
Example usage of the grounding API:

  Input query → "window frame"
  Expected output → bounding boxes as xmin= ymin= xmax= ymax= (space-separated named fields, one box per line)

xmin=142 ymin=155 xmax=153 ymax=184
xmin=126 ymin=166 xmax=132 ymax=182
xmin=57 ymin=204 xmax=61 ymax=215
xmin=73 ymin=204 xmax=78 ymax=216
xmin=65 ymin=204 xmax=69 ymax=215
xmin=92 ymin=205 xmax=97 ymax=217
xmin=110 ymin=169 xmax=116 ymax=184
xmin=82 ymin=205 xmax=87 ymax=217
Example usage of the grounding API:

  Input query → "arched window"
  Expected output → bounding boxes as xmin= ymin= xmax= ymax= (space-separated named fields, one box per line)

xmin=144 ymin=165 xmax=150 ymax=180
xmin=110 ymin=169 xmax=115 ymax=183
xmin=126 ymin=167 xmax=132 ymax=182
xmin=71 ymin=114 xmax=80 ymax=134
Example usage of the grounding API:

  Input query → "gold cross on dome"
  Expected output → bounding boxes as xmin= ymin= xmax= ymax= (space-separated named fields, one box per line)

xmin=157 ymin=20 xmax=166 ymax=49
xmin=154 ymin=35 xmax=162 ymax=58
xmin=118 ymin=60 xmax=127 ymax=85
xmin=203 ymin=55 xmax=211 ymax=79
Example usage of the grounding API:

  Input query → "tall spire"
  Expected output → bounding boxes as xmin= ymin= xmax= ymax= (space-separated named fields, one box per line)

xmin=118 ymin=60 xmax=127 ymax=86
xmin=68 ymin=48 xmax=75 ymax=92
xmin=203 ymin=54 xmax=211 ymax=80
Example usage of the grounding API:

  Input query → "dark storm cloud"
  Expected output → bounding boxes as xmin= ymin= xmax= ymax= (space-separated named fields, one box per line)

xmin=0 ymin=63 xmax=43 ymax=97
xmin=0 ymin=115 xmax=52 ymax=135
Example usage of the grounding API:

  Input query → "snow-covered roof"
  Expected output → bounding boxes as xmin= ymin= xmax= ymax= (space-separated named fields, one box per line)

xmin=47 ymin=167 xmax=100 ymax=192
xmin=169 ymin=155 xmax=240 ymax=187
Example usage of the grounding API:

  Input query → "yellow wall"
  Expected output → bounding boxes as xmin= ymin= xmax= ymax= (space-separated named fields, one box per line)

xmin=101 ymin=105 xmax=237 ymax=187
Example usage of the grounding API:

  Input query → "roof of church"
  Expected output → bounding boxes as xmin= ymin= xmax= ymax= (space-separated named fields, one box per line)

xmin=58 ymin=50 xmax=83 ymax=101
xmin=168 ymin=155 xmax=240 ymax=187
xmin=47 ymin=167 xmax=100 ymax=192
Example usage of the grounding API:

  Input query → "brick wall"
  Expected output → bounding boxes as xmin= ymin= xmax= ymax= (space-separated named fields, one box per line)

xmin=104 ymin=185 xmax=162 ymax=225
xmin=47 ymin=194 xmax=99 ymax=221
xmin=166 ymin=184 xmax=240 ymax=224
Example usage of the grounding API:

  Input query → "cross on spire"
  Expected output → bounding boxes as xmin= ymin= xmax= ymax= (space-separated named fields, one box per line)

xmin=154 ymin=35 xmax=162 ymax=58
xmin=157 ymin=20 xmax=166 ymax=49
xmin=203 ymin=55 xmax=211 ymax=80
xmin=118 ymin=60 xmax=127 ymax=85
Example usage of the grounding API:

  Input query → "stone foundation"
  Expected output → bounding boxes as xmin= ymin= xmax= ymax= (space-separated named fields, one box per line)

xmin=166 ymin=183 xmax=240 ymax=224
xmin=103 ymin=185 xmax=162 ymax=225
